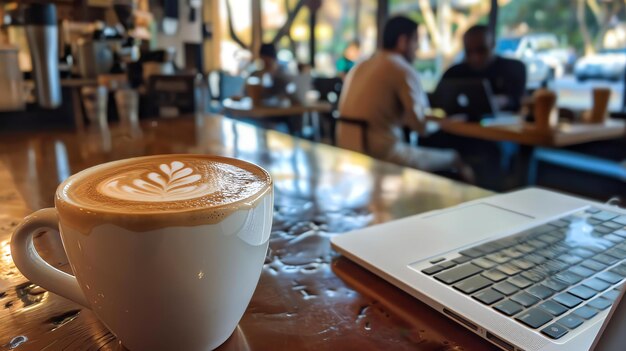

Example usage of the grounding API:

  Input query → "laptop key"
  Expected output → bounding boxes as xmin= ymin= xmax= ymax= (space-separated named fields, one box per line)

xmin=588 ymin=218 xmax=603 ymax=226
xmin=472 ymin=257 xmax=497 ymax=269
xmin=511 ymin=292 xmax=540 ymax=307
xmin=610 ymin=265 xmax=626 ymax=277
xmin=554 ymin=271 xmax=583 ymax=285
xmin=510 ymin=259 xmax=535 ymax=270
xmin=557 ymin=254 xmax=583 ymax=265
xmin=434 ymin=263 xmax=483 ymax=284
xmin=439 ymin=261 xmax=457 ymax=269
xmin=605 ymin=234 xmax=626 ymax=244
xmin=521 ymin=270 xmax=546 ymax=283
xmin=494 ymin=281 xmax=519 ymax=296
xmin=509 ymin=276 xmax=533 ymax=289
xmin=539 ymin=300 xmax=568 ymax=316
xmin=525 ymin=254 xmax=547 ymax=265
xmin=586 ymin=207 xmax=602 ymax=214
xmin=581 ymin=259 xmax=608 ymax=272
xmin=421 ymin=265 xmax=444 ymax=275
xmin=541 ymin=323 xmax=568 ymax=339
xmin=459 ymin=248 xmax=484 ymax=259
xmin=516 ymin=243 xmax=536 ymax=253
xmin=606 ymin=247 xmax=626 ymax=259
xmin=568 ymin=265 xmax=595 ymax=278
xmin=587 ymin=297 xmax=612 ymax=310
xmin=553 ymin=293 xmax=583 ymax=308
xmin=543 ymin=279 xmax=567 ymax=292
xmin=501 ymin=248 xmax=524 ymax=258
xmin=593 ymin=226 xmax=615 ymax=235
xmin=559 ymin=315 xmax=584 ymax=329
xmin=614 ymin=215 xmax=626 ymax=226
xmin=527 ymin=239 xmax=549 ymax=249
xmin=473 ymin=288 xmax=505 ymax=305
xmin=452 ymin=256 xmax=472 ymax=264
xmin=594 ymin=254 xmax=620 ymax=266
xmin=604 ymin=221 xmax=624 ymax=229
xmin=494 ymin=299 xmax=523 ymax=316
xmin=485 ymin=252 xmax=510 ymax=264
xmin=615 ymin=229 xmax=626 ymax=238
xmin=550 ymin=220 xmax=569 ymax=228
xmin=497 ymin=263 xmax=521 ymax=276
xmin=569 ymin=248 xmax=596 ymax=258
xmin=527 ymin=285 xmax=555 ymax=299
xmin=592 ymin=211 xmax=620 ymax=222
xmin=515 ymin=308 xmax=552 ymax=329
xmin=454 ymin=275 xmax=492 ymax=294
xmin=568 ymin=286 xmax=597 ymax=300
xmin=573 ymin=306 xmax=598 ymax=320
xmin=603 ymin=289 xmax=621 ymax=301
xmin=596 ymin=271 xmax=623 ymax=285
xmin=583 ymin=278 xmax=611 ymax=292
xmin=482 ymin=269 xmax=508 ymax=282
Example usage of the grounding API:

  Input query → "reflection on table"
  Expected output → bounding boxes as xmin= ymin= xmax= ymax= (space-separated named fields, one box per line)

xmin=0 ymin=114 xmax=495 ymax=350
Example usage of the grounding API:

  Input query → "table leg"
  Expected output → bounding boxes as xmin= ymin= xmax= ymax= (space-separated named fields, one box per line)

xmin=71 ymin=88 xmax=85 ymax=132
xmin=312 ymin=111 xmax=321 ymax=142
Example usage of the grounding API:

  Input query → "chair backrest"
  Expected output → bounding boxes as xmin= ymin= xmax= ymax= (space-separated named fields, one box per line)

xmin=313 ymin=77 xmax=343 ymax=107
xmin=335 ymin=117 xmax=369 ymax=153
xmin=217 ymin=71 xmax=246 ymax=101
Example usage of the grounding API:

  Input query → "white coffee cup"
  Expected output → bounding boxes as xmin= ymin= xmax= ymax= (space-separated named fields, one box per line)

xmin=11 ymin=155 xmax=273 ymax=350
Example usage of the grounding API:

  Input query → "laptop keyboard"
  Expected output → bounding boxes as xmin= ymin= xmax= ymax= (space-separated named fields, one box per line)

xmin=420 ymin=207 xmax=626 ymax=340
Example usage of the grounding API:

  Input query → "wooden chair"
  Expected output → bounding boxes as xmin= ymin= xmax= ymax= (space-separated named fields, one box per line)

xmin=335 ymin=117 xmax=369 ymax=154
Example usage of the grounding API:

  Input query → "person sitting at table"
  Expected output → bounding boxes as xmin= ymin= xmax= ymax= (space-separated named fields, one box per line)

xmin=336 ymin=40 xmax=361 ymax=79
xmin=440 ymin=25 xmax=526 ymax=112
xmin=338 ymin=16 xmax=473 ymax=180
xmin=249 ymin=43 xmax=293 ymax=100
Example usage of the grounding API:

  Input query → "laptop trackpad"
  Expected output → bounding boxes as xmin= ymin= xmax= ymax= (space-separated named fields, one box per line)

xmin=418 ymin=204 xmax=534 ymax=256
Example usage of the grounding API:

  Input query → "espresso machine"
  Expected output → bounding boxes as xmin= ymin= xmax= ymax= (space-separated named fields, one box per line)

xmin=24 ymin=3 xmax=62 ymax=109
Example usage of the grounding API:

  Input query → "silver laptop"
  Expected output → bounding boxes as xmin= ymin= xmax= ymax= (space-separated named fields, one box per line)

xmin=331 ymin=188 xmax=626 ymax=351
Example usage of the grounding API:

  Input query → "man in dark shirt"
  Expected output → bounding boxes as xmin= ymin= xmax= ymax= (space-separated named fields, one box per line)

xmin=441 ymin=25 xmax=526 ymax=112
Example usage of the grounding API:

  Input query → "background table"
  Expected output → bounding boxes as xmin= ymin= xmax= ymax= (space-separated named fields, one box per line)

xmin=435 ymin=117 xmax=626 ymax=147
xmin=222 ymin=98 xmax=332 ymax=141
xmin=0 ymin=115 xmax=494 ymax=350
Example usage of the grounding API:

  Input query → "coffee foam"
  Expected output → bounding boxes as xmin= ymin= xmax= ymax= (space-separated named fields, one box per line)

xmin=55 ymin=155 xmax=272 ymax=232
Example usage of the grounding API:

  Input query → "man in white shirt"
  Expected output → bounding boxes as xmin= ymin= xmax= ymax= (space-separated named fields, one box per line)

xmin=339 ymin=16 xmax=471 ymax=180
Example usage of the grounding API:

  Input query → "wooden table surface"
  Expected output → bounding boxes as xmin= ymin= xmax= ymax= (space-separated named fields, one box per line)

xmin=0 ymin=115 xmax=495 ymax=351
xmin=436 ymin=117 xmax=626 ymax=147
xmin=222 ymin=98 xmax=332 ymax=118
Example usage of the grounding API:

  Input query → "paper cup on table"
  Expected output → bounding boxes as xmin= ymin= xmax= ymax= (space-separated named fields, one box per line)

xmin=246 ymin=77 xmax=263 ymax=106
xmin=586 ymin=87 xmax=611 ymax=124
xmin=533 ymin=89 xmax=558 ymax=130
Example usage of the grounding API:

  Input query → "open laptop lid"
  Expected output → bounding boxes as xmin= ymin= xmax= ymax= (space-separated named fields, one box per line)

xmin=590 ymin=286 xmax=626 ymax=351
xmin=431 ymin=78 xmax=499 ymax=121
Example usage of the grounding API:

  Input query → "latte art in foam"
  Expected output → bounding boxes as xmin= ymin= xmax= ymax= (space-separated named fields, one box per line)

xmin=98 ymin=161 xmax=217 ymax=202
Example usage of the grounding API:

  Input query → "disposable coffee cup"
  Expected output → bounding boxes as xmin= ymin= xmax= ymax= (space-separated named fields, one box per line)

xmin=246 ymin=76 xmax=263 ymax=106
xmin=587 ymin=87 xmax=611 ymax=124
xmin=533 ymin=89 xmax=558 ymax=130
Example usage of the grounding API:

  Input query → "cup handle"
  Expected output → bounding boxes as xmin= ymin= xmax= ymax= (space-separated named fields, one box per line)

xmin=11 ymin=208 xmax=90 ymax=308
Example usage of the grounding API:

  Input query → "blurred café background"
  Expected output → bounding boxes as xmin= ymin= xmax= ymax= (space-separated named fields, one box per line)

xmin=0 ymin=0 xmax=624 ymax=199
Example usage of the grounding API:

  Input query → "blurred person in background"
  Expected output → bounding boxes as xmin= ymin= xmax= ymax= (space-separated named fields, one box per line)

xmin=336 ymin=40 xmax=361 ymax=79
xmin=441 ymin=25 xmax=526 ymax=112
xmin=339 ymin=16 xmax=473 ymax=182
xmin=249 ymin=43 xmax=294 ymax=100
